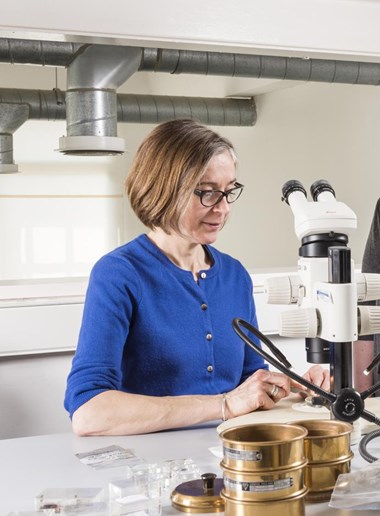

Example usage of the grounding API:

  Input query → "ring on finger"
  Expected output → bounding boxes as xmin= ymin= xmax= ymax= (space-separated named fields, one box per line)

xmin=270 ymin=384 xmax=279 ymax=398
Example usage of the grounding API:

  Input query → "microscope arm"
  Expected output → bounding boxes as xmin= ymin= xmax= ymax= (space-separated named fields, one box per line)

xmin=360 ymin=380 xmax=380 ymax=400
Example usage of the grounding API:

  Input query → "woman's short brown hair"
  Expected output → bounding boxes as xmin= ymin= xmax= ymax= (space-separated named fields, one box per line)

xmin=125 ymin=119 xmax=236 ymax=233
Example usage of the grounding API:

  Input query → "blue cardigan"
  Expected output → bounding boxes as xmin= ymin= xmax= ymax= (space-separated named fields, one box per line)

xmin=64 ymin=234 xmax=266 ymax=417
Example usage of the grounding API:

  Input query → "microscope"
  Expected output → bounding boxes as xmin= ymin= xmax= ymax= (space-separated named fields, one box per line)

xmin=265 ymin=179 xmax=380 ymax=398
xmin=233 ymin=179 xmax=380 ymax=432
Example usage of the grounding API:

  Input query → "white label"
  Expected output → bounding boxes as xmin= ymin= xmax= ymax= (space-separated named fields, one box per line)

xmin=224 ymin=476 xmax=294 ymax=492
xmin=75 ymin=445 xmax=143 ymax=469
xmin=223 ymin=446 xmax=262 ymax=461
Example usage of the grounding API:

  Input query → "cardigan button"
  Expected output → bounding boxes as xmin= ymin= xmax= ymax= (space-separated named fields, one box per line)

xmin=206 ymin=333 xmax=213 ymax=340
xmin=200 ymin=272 xmax=207 ymax=279
xmin=201 ymin=303 xmax=208 ymax=310
xmin=207 ymin=365 xmax=214 ymax=372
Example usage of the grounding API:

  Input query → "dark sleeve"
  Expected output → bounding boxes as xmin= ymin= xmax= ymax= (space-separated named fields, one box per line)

xmin=359 ymin=199 xmax=380 ymax=340
xmin=362 ymin=198 xmax=380 ymax=274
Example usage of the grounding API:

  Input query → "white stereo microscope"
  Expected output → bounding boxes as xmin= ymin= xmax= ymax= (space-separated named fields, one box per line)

xmin=233 ymin=180 xmax=380 ymax=460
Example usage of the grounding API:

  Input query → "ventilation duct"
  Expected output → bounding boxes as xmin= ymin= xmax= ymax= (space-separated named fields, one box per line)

xmin=0 ymin=39 xmax=82 ymax=66
xmin=60 ymin=44 xmax=143 ymax=156
xmin=0 ymin=103 xmax=29 ymax=173
xmin=0 ymin=88 xmax=255 ymax=171
xmin=2 ymin=39 xmax=380 ymax=86
xmin=117 ymin=94 xmax=255 ymax=126
xmin=2 ymin=38 xmax=380 ymax=166
xmin=0 ymin=89 xmax=254 ymax=126
xmin=140 ymin=48 xmax=380 ymax=85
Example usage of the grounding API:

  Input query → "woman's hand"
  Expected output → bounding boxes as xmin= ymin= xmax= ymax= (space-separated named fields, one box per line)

xmin=223 ymin=365 xmax=330 ymax=420
xmin=291 ymin=364 xmax=330 ymax=398
xmin=302 ymin=364 xmax=330 ymax=391
xmin=224 ymin=369 xmax=292 ymax=419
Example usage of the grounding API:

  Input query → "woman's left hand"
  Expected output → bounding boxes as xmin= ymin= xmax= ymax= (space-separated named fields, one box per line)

xmin=293 ymin=365 xmax=330 ymax=397
xmin=288 ymin=365 xmax=330 ymax=398
xmin=298 ymin=364 xmax=330 ymax=396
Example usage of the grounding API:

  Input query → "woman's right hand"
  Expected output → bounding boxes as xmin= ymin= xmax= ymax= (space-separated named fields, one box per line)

xmin=223 ymin=369 xmax=298 ymax=419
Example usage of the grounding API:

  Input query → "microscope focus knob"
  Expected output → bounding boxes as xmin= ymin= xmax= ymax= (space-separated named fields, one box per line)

xmin=356 ymin=273 xmax=380 ymax=302
xmin=358 ymin=306 xmax=380 ymax=336
xmin=279 ymin=307 xmax=319 ymax=338
xmin=331 ymin=388 xmax=364 ymax=422
xmin=265 ymin=275 xmax=303 ymax=305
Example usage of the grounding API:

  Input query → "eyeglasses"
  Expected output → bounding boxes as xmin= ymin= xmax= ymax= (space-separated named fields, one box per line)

xmin=193 ymin=182 xmax=244 ymax=207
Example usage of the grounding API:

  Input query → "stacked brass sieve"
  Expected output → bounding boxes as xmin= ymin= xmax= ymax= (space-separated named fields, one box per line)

xmin=219 ymin=423 xmax=309 ymax=516
xmin=290 ymin=419 xmax=353 ymax=502
xmin=219 ymin=419 xmax=353 ymax=515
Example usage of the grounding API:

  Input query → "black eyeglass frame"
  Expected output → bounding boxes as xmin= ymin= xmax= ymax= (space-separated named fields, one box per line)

xmin=193 ymin=182 xmax=244 ymax=207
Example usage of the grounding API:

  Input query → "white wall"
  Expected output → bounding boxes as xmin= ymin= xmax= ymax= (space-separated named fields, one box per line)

xmin=2 ymin=64 xmax=380 ymax=438
xmin=221 ymin=80 xmax=380 ymax=270
xmin=2 ymin=65 xmax=378 ymax=273
xmin=117 ymin=73 xmax=380 ymax=270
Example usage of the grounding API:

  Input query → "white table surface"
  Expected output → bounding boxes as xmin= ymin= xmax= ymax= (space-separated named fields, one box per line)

xmin=1 ymin=423 xmax=379 ymax=515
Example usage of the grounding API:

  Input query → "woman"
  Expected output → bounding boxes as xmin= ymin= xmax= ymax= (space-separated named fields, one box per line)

xmin=64 ymin=119 xmax=329 ymax=435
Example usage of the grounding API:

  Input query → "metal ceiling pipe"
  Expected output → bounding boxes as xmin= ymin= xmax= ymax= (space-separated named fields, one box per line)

xmin=61 ymin=45 xmax=143 ymax=155
xmin=0 ymin=87 xmax=254 ymax=164
xmin=0 ymin=103 xmax=29 ymax=173
xmin=0 ymin=88 xmax=66 ymax=119
xmin=2 ymin=39 xmax=380 ymax=86
xmin=140 ymin=48 xmax=380 ymax=85
xmin=0 ymin=88 xmax=255 ymax=126
xmin=117 ymin=94 xmax=255 ymax=126
xmin=0 ymin=38 xmax=82 ymax=66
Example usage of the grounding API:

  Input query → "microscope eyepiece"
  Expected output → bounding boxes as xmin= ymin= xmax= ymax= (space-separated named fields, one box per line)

xmin=310 ymin=179 xmax=336 ymax=201
xmin=281 ymin=180 xmax=307 ymax=204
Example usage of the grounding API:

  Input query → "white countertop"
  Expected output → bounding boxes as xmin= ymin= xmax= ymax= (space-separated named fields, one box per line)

xmin=1 ymin=423 xmax=379 ymax=515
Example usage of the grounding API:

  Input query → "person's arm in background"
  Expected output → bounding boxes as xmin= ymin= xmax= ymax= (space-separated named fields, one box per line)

xmin=354 ymin=339 xmax=375 ymax=392
xmin=354 ymin=198 xmax=380 ymax=392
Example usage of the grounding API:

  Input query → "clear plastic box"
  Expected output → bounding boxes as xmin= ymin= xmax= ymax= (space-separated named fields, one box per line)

xmin=34 ymin=487 xmax=107 ymax=515
xmin=109 ymin=458 xmax=200 ymax=515
xmin=109 ymin=477 xmax=161 ymax=516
